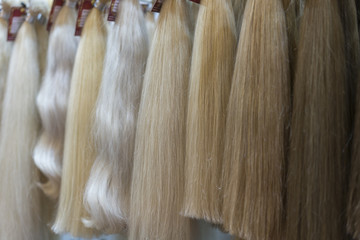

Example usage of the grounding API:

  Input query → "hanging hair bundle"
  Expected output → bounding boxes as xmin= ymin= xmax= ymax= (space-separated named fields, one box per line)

xmin=0 ymin=0 xmax=14 ymax=126
xmin=182 ymin=0 xmax=236 ymax=224
xmin=222 ymin=0 xmax=290 ymax=239
xmin=83 ymin=0 xmax=148 ymax=233
xmin=33 ymin=0 xmax=79 ymax=199
xmin=0 ymin=0 xmax=50 ymax=239
xmin=285 ymin=0 xmax=350 ymax=239
xmin=52 ymin=0 xmax=107 ymax=237
xmin=129 ymin=0 xmax=192 ymax=239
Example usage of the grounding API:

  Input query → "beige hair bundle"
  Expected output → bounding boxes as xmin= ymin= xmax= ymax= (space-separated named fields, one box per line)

xmin=83 ymin=0 xmax=148 ymax=233
xmin=285 ymin=0 xmax=350 ymax=239
xmin=52 ymin=0 xmax=108 ymax=237
xmin=0 ymin=0 xmax=50 ymax=239
xmin=33 ymin=0 xmax=79 ymax=200
xmin=222 ymin=0 xmax=290 ymax=239
xmin=182 ymin=0 xmax=236 ymax=224
xmin=129 ymin=0 xmax=192 ymax=239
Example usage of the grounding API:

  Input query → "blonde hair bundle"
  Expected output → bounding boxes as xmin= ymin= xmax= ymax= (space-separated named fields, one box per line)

xmin=129 ymin=0 xmax=192 ymax=239
xmin=83 ymin=0 xmax=148 ymax=233
xmin=285 ymin=0 xmax=350 ymax=239
xmin=182 ymin=0 xmax=236 ymax=224
xmin=34 ymin=0 xmax=79 ymax=200
xmin=0 ymin=0 xmax=50 ymax=239
xmin=52 ymin=0 xmax=107 ymax=237
xmin=222 ymin=0 xmax=290 ymax=239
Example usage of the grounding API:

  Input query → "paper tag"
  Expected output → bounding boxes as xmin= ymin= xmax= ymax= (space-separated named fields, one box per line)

xmin=47 ymin=0 xmax=65 ymax=31
xmin=75 ymin=0 xmax=94 ymax=36
xmin=107 ymin=0 xmax=120 ymax=21
xmin=151 ymin=0 xmax=163 ymax=12
xmin=7 ymin=7 xmax=27 ymax=41
xmin=189 ymin=0 xmax=200 ymax=3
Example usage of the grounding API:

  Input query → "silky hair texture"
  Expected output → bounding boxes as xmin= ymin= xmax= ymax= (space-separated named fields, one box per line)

xmin=285 ymin=0 xmax=350 ymax=239
xmin=182 ymin=0 xmax=236 ymax=224
xmin=83 ymin=0 xmax=148 ymax=233
xmin=33 ymin=0 xmax=79 ymax=199
xmin=0 ymin=1 xmax=49 ymax=239
xmin=222 ymin=0 xmax=290 ymax=239
xmin=0 ymin=1 xmax=13 ymax=127
xmin=129 ymin=0 xmax=192 ymax=239
xmin=52 ymin=2 xmax=107 ymax=237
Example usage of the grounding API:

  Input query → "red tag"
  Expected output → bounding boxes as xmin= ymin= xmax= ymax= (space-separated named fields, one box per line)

xmin=47 ymin=0 xmax=65 ymax=31
xmin=107 ymin=0 xmax=120 ymax=21
xmin=75 ymin=0 xmax=95 ymax=36
xmin=7 ymin=7 xmax=27 ymax=41
xmin=151 ymin=0 xmax=163 ymax=12
xmin=189 ymin=0 xmax=200 ymax=3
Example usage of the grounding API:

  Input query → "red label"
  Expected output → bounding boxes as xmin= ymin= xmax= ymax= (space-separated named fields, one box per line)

xmin=151 ymin=0 xmax=163 ymax=12
xmin=75 ymin=0 xmax=95 ymax=36
xmin=7 ymin=7 xmax=27 ymax=41
xmin=47 ymin=0 xmax=65 ymax=31
xmin=189 ymin=0 xmax=200 ymax=3
xmin=107 ymin=0 xmax=120 ymax=21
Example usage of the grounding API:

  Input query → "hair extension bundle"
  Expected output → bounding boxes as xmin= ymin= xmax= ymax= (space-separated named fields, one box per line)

xmin=231 ymin=0 xmax=246 ymax=37
xmin=182 ymin=0 xmax=236 ymax=224
xmin=33 ymin=0 xmax=79 ymax=199
xmin=221 ymin=0 xmax=290 ymax=239
xmin=83 ymin=0 xmax=148 ymax=233
xmin=129 ymin=0 xmax=192 ymax=239
xmin=0 ymin=0 xmax=50 ymax=239
xmin=0 ymin=0 xmax=14 ymax=127
xmin=285 ymin=0 xmax=350 ymax=239
xmin=52 ymin=0 xmax=107 ymax=237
